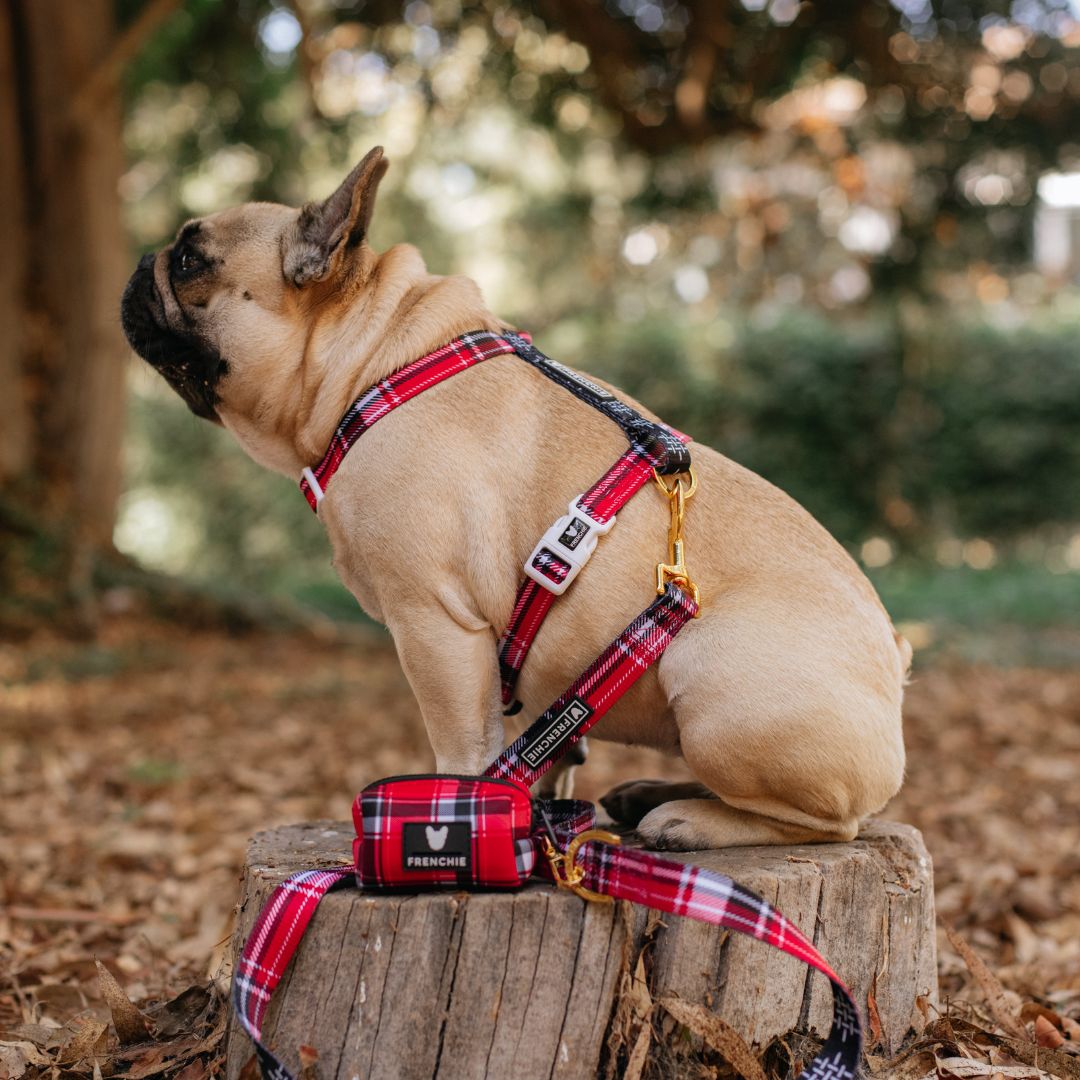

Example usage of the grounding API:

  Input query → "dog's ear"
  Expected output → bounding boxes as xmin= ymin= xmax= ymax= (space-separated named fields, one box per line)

xmin=283 ymin=146 xmax=388 ymax=287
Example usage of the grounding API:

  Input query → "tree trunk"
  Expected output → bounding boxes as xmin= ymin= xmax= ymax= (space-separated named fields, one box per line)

xmin=1 ymin=0 xmax=129 ymax=577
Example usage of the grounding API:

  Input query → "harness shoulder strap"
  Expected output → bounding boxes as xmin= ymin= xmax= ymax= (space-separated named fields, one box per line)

xmin=504 ymin=332 xmax=692 ymax=475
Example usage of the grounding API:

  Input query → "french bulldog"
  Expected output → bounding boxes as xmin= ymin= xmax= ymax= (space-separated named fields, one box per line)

xmin=121 ymin=146 xmax=909 ymax=850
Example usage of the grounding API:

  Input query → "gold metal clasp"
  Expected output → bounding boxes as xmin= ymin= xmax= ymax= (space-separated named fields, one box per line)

xmin=542 ymin=829 xmax=622 ymax=904
xmin=653 ymin=467 xmax=701 ymax=613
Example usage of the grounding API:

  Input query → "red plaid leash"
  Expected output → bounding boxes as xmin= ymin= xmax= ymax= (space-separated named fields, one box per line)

xmin=489 ymin=582 xmax=697 ymax=787
xmin=232 ymin=585 xmax=862 ymax=1080
xmin=232 ymin=842 xmax=861 ymax=1080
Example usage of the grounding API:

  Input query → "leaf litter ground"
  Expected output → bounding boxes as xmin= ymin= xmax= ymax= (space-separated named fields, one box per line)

xmin=1 ymin=615 xmax=1078 ymax=1078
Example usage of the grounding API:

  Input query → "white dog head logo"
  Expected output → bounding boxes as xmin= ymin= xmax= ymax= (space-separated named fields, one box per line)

xmin=425 ymin=825 xmax=449 ymax=851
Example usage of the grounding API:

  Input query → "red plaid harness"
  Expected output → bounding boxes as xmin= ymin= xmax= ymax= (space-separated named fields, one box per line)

xmin=234 ymin=332 xmax=863 ymax=1080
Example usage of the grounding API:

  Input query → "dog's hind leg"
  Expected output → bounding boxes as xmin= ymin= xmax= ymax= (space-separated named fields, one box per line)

xmin=637 ymin=605 xmax=906 ymax=851
xmin=637 ymin=795 xmax=860 ymax=850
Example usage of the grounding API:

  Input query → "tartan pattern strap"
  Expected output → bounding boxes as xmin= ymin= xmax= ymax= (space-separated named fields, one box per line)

xmin=233 ymin=839 xmax=860 ymax=1080
xmin=496 ymin=436 xmax=688 ymax=707
xmin=231 ymin=868 xmax=352 ymax=1080
xmin=576 ymin=841 xmax=862 ymax=1080
xmin=487 ymin=583 xmax=699 ymax=788
xmin=299 ymin=330 xmax=521 ymax=511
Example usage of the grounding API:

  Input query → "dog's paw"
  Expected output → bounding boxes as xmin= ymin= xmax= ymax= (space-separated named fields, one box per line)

xmin=599 ymin=779 xmax=673 ymax=828
xmin=636 ymin=804 xmax=704 ymax=851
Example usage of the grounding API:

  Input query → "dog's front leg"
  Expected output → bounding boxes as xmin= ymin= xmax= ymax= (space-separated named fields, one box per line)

xmin=387 ymin=607 xmax=504 ymax=774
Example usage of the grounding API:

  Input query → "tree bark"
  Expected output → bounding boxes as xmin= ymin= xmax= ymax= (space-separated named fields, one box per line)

xmin=0 ymin=3 xmax=29 ymax=483
xmin=2 ymin=0 xmax=129 ymax=561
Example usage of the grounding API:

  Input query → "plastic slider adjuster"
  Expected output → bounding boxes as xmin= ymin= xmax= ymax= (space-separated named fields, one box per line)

xmin=523 ymin=498 xmax=615 ymax=596
xmin=301 ymin=466 xmax=325 ymax=507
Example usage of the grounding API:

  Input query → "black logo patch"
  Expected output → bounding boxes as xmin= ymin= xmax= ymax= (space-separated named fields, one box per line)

xmin=403 ymin=822 xmax=472 ymax=871
xmin=558 ymin=517 xmax=591 ymax=550
xmin=520 ymin=697 xmax=593 ymax=769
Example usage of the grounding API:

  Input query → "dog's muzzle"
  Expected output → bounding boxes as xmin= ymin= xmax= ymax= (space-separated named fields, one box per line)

xmin=120 ymin=254 xmax=225 ymax=421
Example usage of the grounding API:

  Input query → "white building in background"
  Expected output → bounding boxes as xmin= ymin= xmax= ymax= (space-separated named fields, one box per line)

xmin=1034 ymin=172 xmax=1080 ymax=281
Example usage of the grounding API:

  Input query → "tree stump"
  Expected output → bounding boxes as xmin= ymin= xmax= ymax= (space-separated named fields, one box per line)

xmin=226 ymin=819 xmax=936 ymax=1080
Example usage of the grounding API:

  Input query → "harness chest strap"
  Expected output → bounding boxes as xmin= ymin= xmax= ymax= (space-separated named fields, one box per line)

xmin=297 ymin=329 xmax=692 ymax=712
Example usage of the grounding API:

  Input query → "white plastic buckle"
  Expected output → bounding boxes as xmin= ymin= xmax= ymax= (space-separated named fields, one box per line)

xmin=301 ymin=466 xmax=325 ymax=507
xmin=523 ymin=498 xmax=615 ymax=596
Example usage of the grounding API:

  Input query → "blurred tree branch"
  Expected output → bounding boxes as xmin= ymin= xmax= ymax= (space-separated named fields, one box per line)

xmin=70 ymin=0 xmax=182 ymax=130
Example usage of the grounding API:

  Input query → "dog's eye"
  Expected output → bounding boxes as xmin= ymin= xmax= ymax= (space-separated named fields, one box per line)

xmin=174 ymin=246 xmax=206 ymax=278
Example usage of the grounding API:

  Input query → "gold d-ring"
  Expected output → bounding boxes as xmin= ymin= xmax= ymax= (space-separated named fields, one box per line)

xmin=652 ymin=466 xmax=697 ymax=499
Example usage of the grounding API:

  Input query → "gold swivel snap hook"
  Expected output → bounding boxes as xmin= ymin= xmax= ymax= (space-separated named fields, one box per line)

xmin=653 ymin=466 xmax=701 ymax=613
xmin=541 ymin=829 xmax=621 ymax=904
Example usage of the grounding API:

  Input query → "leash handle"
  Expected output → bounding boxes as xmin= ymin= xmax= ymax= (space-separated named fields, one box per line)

xmin=232 ymin=869 xmax=352 ymax=1080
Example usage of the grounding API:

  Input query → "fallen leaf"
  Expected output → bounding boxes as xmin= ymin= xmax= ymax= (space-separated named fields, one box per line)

xmin=659 ymin=996 xmax=767 ymax=1080
xmin=57 ymin=1015 xmax=109 ymax=1065
xmin=623 ymin=1021 xmax=653 ymax=1080
xmin=97 ymin=958 xmax=151 ymax=1045
xmin=173 ymin=1060 xmax=210 ymax=1080
xmin=868 ymin=977 xmax=884 ymax=1050
xmin=146 ymin=984 xmax=212 ymax=1039
xmin=298 ymin=1042 xmax=319 ymax=1080
xmin=943 ymin=923 xmax=1026 ymax=1039
xmin=0 ymin=1040 xmax=52 ymax=1078
xmin=1035 ymin=1015 xmax=1066 ymax=1049
xmin=628 ymin=953 xmax=652 ymax=1021
xmin=934 ymin=1057 xmax=1040 ymax=1078
xmin=1019 ymin=1003 xmax=1063 ymax=1030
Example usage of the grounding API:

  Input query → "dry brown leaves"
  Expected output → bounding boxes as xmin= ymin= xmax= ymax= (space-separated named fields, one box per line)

xmin=2 ymin=615 xmax=1079 ymax=1078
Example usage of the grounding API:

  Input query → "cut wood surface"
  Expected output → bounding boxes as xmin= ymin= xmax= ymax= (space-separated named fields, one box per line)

xmin=226 ymin=818 xmax=936 ymax=1080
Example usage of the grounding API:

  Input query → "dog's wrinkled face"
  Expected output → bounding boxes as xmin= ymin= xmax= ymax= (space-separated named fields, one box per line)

xmin=120 ymin=147 xmax=389 ymax=426
xmin=120 ymin=204 xmax=296 ymax=420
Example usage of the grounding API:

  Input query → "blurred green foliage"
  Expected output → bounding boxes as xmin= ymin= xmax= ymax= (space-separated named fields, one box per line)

xmin=113 ymin=0 xmax=1080 ymax=620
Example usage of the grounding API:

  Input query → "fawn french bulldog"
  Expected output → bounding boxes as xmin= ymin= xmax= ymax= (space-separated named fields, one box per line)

xmin=121 ymin=147 xmax=909 ymax=850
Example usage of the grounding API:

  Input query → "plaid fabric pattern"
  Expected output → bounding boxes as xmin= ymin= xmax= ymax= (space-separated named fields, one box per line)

xmin=232 ymin=868 xmax=352 ymax=1080
xmin=497 ymin=435 xmax=689 ymax=707
xmin=576 ymin=841 xmax=861 ymax=1080
xmin=227 ymin=332 xmax=865 ymax=1080
xmin=299 ymin=330 xmax=521 ymax=510
xmin=296 ymin=328 xmax=690 ymax=711
xmin=234 ymin=828 xmax=860 ymax=1080
xmin=232 ymin=578 xmax=861 ymax=1080
xmin=488 ymin=583 xmax=699 ymax=788
xmin=353 ymin=774 xmax=533 ymax=889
